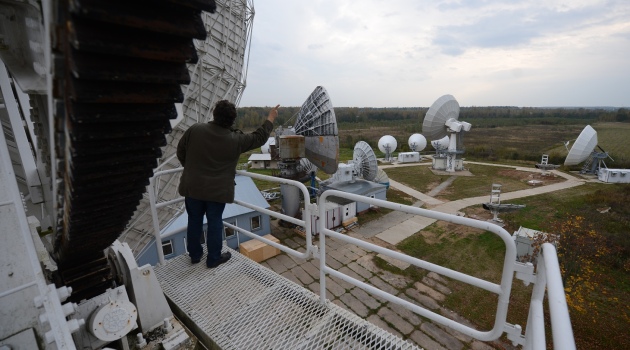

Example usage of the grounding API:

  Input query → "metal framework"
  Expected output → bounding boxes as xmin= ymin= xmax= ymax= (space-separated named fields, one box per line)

xmin=120 ymin=0 xmax=255 ymax=255
xmin=143 ymin=170 xmax=575 ymax=349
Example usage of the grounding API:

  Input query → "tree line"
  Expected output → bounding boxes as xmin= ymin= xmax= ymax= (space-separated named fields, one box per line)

xmin=236 ymin=106 xmax=629 ymax=130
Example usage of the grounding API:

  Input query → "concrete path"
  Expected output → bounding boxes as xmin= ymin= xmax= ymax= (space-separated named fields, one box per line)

xmin=388 ymin=179 xmax=445 ymax=206
xmin=375 ymin=166 xmax=585 ymax=245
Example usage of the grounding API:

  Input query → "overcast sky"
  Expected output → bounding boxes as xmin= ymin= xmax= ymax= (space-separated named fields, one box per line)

xmin=238 ymin=0 xmax=629 ymax=108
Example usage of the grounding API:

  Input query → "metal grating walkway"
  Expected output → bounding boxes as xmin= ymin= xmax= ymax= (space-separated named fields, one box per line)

xmin=155 ymin=246 xmax=421 ymax=350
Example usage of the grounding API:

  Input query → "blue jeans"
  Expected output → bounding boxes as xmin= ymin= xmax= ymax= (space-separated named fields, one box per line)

xmin=185 ymin=197 xmax=226 ymax=264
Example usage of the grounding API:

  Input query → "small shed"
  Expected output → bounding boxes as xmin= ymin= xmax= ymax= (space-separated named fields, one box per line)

xmin=137 ymin=175 xmax=272 ymax=266
xmin=512 ymin=226 xmax=557 ymax=262
xmin=323 ymin=179 xmax=387 ymax=214
xmin=397 ymin=152 xmax=420 ymax=163
xmin=248 ymin=153 xmax=278 ymax=169
xmin=598 ymin=168 xmax=630 ymax=183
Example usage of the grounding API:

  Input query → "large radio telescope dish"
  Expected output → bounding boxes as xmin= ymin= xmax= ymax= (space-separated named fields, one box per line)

xmin=378 ymin=135 xmax=398 ymax=154
xmin=565 ymin=125 xmax=598 ymax=166
xmin=422 ymin=94 xmax=460 ymax=140
xmin=353 ymin=141 xmax=378 ymax=181
xmin=408 ymin=133 xmax=427 ymax=152
xmin=294 ymin=86 xmax=339 ymax=174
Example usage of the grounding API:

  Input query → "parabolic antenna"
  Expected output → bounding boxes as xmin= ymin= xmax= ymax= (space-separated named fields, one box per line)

xmin=353 ymin=141 xmax=378 ymax=181
xmin=378 ymin=135 xmax=398 ymax=154
xmin=565 ymin=125 xmax=598 ymax=166
xmin=293 ymin=86 xmax=339 ymax=174
xmin=261 ymin=137 xmax=276 ymax=154
xmin=431 ymin=136 xmax=449 ymax=150
xmin=374 ymin=169 xmax=390 ymax=187
xmin=408 ymin=133 xmax=427 ymax=152
xmin=422 ymin=94 xmax=460 ymax=140
xmin=297 ymin=158 xmax=316 ymax=174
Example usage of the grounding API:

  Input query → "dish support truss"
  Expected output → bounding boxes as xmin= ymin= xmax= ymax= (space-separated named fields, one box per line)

xmin=145 ymin=170 xmax=576 ymax=350
xmin=120 ymin=0 xmax=255 ymax=255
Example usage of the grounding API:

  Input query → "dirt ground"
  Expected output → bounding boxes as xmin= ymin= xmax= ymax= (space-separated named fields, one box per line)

xmin=496 ymin=169 xmax=566 ymax=184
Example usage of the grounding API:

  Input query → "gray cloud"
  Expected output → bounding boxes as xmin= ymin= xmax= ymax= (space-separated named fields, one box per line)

xmin=433 ymin=3 xmax=611 ymax=55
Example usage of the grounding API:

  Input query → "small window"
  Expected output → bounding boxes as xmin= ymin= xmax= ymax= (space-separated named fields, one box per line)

xmin=224 ymin=220 xmax=237 ymax=238
xmin=251 ymin=215 xmax=262 ymax=231
xmin=162 ymin=240 xmax=174 ymax=256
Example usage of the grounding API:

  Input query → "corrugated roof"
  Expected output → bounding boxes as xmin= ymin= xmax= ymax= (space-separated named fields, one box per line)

xmin=325 ymin=179 xmax=386 ymax=196
xmin=163 ymin=175 xmax=270 ymax=233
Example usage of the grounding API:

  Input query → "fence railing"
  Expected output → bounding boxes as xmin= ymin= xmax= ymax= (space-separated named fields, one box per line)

xmin=146 ymin=168 xmax=314 ymax=264
xmin=145 ymin=169 xmax=575 ymax=348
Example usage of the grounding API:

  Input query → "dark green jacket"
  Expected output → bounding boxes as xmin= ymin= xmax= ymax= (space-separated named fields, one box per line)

xmin=177 ymin=120 xmax=273 ymax=203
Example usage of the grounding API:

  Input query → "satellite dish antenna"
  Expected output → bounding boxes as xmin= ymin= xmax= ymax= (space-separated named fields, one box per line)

xmin=564 ymin=125 xmax=613 ymax=174
xmin=422 ymin=95 xmax=471 ymax=172
xmin=353 ymin=141 xmax=378 ymax=181
xmin=276 ymin=86 xmax=340 ymax=218
xmin=378 ymin=135 xmax=397 ymax=162
xmin=261 ymin=137 xmax=276 ymax=154
xmin=297 ymin=158 xmax=316 ymax=174
xmin=293 ymin=86 xmax=339 ymax=174
xmin=374 ymin=169 xmax=390 ymax=189
xmin=431 ymin=136 xmax=449 ymax=150
xmin=408 ymin=134 xmax=427 ymax=152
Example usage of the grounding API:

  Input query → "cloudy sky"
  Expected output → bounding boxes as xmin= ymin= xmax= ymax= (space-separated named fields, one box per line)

xmin=238 ymin=0 xmax=629 ymax=108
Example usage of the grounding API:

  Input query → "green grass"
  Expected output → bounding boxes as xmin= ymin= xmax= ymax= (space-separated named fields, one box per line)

xmin=380 ymin=165 xmax=439 ymax=194
xmin=393 ymin=182 xmax=630 ymax=349
xmin=384 ymin=163 xmax=561 ymax=201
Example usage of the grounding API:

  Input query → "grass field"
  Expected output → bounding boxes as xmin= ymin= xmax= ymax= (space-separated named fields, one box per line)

xmin=383 ymin=163 xmax=566 ymax=201
xmin=386 ymin=179 xmax=630 ymax=349
xmin=338 ymin=122 xmax=630 ymax=168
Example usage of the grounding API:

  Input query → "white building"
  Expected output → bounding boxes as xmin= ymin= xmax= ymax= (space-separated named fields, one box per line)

xmin=248 ymin=153 xmax=278 ymax=169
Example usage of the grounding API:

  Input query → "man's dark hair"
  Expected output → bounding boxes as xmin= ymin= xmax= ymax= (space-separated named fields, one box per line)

xmin=212 ymin=100 xmax=237 ymax=128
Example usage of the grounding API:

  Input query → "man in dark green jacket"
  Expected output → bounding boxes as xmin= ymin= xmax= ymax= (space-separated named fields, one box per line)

xmin=177 ymin=100 xmax=279 ymax=267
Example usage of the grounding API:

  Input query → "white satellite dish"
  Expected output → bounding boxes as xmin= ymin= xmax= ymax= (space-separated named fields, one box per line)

xmin=423 ymin=95 xmax=460 ymax=140
xmin=565 ymin=125 xmax=598 ymax=166
xmin=293 ymin=86 xmax=339 ymax=174
xmin=422 ymin=95 xmax=471 ymax=172
xmin=408 ymin=134 xmax=427 ymax=152
xmin=564 ymin=125 xmax=613 ymax=174
xmin=431 ymin=136 xmax=449 ymax=150
xmin=378 ymin=135 xmax=397 ymax=161
xmin=261 ymin=137 xmax=276 ymax=154
xmin=353 ymin=141 xmax=378 ymax=181
xmin=374 ymin=169 xmax=390 ymax=188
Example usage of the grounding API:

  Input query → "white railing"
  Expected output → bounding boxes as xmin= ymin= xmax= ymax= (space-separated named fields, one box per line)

xmin=316 ymin=190 xmax=575 ymax=348
xmin=144 ymin=169 xmax=575 ymax=348
xmin=522 ymin=243 xmax=576 ymax=349
xmin=146 ymin=168 xmax=315 ymax=264
xmin=318 ymin=189 xmax=516 ymax=342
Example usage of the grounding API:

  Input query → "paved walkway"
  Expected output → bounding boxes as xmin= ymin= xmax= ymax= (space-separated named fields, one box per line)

xmin=376 ymin=165 xmax=585 ymax=245
xmin=260 ymin=161 xmax=585 ymax=349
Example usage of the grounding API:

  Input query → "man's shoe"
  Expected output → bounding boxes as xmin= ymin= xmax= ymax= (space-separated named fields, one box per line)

xmin=207 ymin=252 xmax=231 ymax=268
xmin=191 ymin=256 xmax=201 ymax=264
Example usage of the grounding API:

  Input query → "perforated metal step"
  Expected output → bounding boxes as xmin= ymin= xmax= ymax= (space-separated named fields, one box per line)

xmin=155 ymin=246 xmax=421 ymax=350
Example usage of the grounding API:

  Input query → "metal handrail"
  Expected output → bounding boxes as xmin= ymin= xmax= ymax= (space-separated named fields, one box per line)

xmin=317 ymin=189 xmax=517 ymax=342
xmin=524 ymin=243 xmax=576 ymax=349
xmin=147 ymin=168 xmax=315 ymax=264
